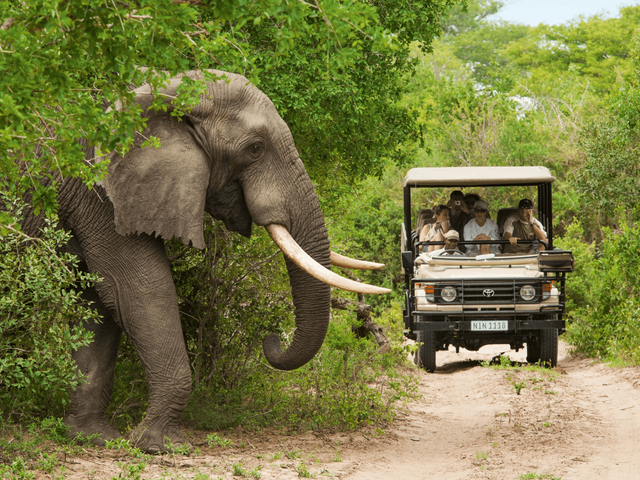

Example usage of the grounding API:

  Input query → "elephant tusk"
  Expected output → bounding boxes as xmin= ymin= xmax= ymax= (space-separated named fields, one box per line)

xmin=330 ymin=251 xmax=385 ymax=270
xmin=265 ymin=224 xmax=391 ymax=295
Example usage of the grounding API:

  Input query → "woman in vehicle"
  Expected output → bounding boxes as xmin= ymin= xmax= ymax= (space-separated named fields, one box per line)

xmin=464 ymin=200 xmax=500 ymax=256
xmin=419 ymin=204 xmax=450 ymax=252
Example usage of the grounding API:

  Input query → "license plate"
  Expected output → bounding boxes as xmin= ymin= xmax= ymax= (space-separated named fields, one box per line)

xmin=471 ymin=320 xmax=508 ymax=331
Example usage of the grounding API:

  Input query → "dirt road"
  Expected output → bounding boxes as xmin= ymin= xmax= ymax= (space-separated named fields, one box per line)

xmin=63 ymin=342 xmax=640 ymax=480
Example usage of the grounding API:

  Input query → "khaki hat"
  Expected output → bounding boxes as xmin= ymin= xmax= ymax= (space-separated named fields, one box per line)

xmin=445 ymin=230 xmax=460 ymax=240
xmin=474 ymin=200 xmax=488 ymax=210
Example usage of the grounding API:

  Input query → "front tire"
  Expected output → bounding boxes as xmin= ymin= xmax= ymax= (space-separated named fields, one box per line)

xmin=414 ymin=331 xmax=437 ymax=372
xmin=539 ymin=328 xmax=558 ymax=367
xmin=526 ymin=338 xmax=541 ymax=364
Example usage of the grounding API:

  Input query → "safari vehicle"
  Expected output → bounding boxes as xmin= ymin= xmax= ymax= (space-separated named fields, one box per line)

xmin=401 ymin=167 xmax=574 ymax=372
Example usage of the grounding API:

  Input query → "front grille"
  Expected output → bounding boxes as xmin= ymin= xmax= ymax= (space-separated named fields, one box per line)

xmin=434 ymin=280 xmax=541 ymax=305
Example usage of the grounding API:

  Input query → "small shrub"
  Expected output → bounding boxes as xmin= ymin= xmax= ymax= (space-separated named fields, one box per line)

xmin=205 ymin=433 xmax=233 ymax=447
xmin=0 ymin=198 xmax=97 ymax=420
xmin=296 ymin=462 xmax=315 ymax=478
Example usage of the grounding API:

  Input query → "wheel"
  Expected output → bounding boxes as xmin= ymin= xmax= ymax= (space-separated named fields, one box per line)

xmin=526 ymin=338 xmax=541 ymax=364
xmin=414 ymin=331 xmax=437 ymax=372
xmin=539 ymin=328 xmax=558 ymax=367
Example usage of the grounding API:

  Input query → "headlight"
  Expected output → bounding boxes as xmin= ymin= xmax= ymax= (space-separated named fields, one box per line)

xmin=542 ymin=282 xmax=552 ymax=300
xmin=441 ymin=286 xmax=457 ymax=302
xmin=520 ymin=285 xmax=536 ymax=301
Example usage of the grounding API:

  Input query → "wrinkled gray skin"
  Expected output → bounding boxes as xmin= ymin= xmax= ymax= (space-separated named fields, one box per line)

xmin=18 ymin=71 xmax=331 ymax=453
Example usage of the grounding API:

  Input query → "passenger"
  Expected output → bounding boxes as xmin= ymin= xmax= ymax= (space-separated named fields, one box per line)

xmin=463 ymin=193 xmax=482 ymax=223
xmin=430 ymin=230 xmax=463 ymax=256
xmin=419 ymin=204 xmax=450 ymax=253
xmin=503 ymin=199 xmax=547 ymax=254
xmin=447 ymin=191 xmax=470 ymax=238
xmin=464 ymin=200 xmax=500 ymax=256
xmin=463 ymin=193 xmax=481 ymax=212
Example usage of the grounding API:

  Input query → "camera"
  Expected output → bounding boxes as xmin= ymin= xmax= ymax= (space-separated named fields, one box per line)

xmin=455 ymin=201 xmax=461 ymax=206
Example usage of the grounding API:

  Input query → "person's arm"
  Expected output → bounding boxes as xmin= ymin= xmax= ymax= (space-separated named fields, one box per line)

xmin=531 ymin=218 xmax=547 ymax=240
xmin=502 ymin=217 xmax=519 ymax=244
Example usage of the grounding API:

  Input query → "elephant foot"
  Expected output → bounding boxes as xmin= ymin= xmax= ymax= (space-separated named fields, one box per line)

xmin=64 ymin=415 xmax=121 ymax=446
xmin=129 ymin=419 xmax=191 ymax=454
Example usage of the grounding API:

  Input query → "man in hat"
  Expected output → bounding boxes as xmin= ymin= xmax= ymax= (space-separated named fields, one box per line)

xmin=464 ymin=200 xmax=500 ymax=256
xmin=503 ymin=199 xmax=547 ymax=254
xmin=430 ymin=230 xmax=464 ymax=256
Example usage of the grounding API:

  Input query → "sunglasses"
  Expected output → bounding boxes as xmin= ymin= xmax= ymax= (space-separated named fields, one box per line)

xmin=474 ymin=208 xmax=487 ymax=213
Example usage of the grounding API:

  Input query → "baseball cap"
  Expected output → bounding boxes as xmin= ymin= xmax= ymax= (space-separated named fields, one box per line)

xmin=473 ymin=200 xmax=488 ymax=210
xmin=518 ymin=199 xmax=534 ymax=209
xmin=445 ymin=230 xmax=460 ymax=240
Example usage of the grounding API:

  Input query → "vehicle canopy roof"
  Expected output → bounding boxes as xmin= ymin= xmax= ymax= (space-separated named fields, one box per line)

xmin=404 ymin=166 xmax=555 ymax=188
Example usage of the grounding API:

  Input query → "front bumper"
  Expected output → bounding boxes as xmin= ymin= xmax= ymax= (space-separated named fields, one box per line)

xmin=412 ymin=318 xmax=564 ymax=332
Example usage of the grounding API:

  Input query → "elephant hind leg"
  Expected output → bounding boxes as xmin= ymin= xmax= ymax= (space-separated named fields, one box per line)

xmin=64 ymin=286 xmax=122 ymax=446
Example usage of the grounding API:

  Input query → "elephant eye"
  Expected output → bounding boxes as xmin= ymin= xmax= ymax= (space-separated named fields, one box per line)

xmin=250 ymin=142 xmax=263 ymax=157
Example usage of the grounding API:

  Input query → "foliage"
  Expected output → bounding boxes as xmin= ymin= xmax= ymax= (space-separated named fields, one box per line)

xmin=440 ymin=0 xmax=504 ymax=36
xmin=0 ymin=0 xmax=461 ymax=220
xmin=574 ymin=75 xmax=640 ymax=222
xmin=179 ymin=313 xmax=415 ymax=432
xmin=0 ymin=197 xmax=97 ymax=419
xmin=500 ymin=7 xmax=640 ymax=93
xmin=0 ymin=417 xmax=91 ymax=479
xmin=179 ymin=297 xmax=417 ymax=432
xmin=325 ymin=165 xmax=405 ymax=307
xmin=442 ymin=5 xmax=640 ymax=94
xmin=561 ymin=220 xmax=640 ymax=365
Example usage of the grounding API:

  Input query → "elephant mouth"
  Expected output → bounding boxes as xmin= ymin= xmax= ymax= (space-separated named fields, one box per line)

xmin=265 ymin=224 xmax=390 ymax=294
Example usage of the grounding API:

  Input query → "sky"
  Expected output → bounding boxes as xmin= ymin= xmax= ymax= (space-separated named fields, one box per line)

xmin=488 ymin=0 xmax=636 ymax=26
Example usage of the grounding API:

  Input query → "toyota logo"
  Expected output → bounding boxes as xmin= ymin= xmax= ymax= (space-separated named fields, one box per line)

xmin=482 ymin=289 xmax=495 ymax=297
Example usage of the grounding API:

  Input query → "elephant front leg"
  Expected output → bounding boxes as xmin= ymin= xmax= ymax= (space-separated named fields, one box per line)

xmin=78 ymin=228 xmax=193 ymax=453
xmin=92 ymin=243 xmax=193 ymax=453
xmin=64 ymin=287 xmax=122 ymax=445
xmin=123 ymin=285 xmax=193 ymax=453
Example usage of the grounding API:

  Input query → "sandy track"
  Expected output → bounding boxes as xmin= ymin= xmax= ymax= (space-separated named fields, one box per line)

xmin=57 ymin=342 xmax=640 ymax=480
xmin=344 ymin=342 xmax=640 ymax=480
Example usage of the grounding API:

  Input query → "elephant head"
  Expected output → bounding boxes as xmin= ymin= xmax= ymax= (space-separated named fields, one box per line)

xmin=101 ymin=70 xmax=388 ymax=371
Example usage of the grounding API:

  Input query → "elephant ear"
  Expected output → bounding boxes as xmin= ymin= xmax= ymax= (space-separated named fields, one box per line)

xmin=102 ymin=81 xmax=209 ymax=249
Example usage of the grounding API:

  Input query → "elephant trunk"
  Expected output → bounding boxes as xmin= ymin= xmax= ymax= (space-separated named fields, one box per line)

xmin=261 ymin=185 xmax=332 ymax=371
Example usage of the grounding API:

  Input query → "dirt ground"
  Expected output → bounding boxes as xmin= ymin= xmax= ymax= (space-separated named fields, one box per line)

xmin=54 ymin=341 xmax=640 ymax=480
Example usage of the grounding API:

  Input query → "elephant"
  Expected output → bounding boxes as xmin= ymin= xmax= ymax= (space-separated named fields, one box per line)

xmin=10 ymin=70 xmax=389 ymax=453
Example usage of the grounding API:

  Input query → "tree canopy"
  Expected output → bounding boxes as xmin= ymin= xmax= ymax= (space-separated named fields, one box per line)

xmin=0 ymin=0 xmax=460 ymax=219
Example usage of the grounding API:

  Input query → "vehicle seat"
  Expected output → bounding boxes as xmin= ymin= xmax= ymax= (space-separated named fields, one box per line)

xmin=497 ymin=207 xmax=519 ymax=236
xmin=497 ymin=207 xmax=519 ymax=252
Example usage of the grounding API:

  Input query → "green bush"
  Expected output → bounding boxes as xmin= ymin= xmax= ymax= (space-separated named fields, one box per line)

xmin=0 ymin=198 xmax=97 ymax=420
xmin=182 ymin=308 xmax=416 ymax=432
xmin=558 ymin=220 xmax=640 ymax=364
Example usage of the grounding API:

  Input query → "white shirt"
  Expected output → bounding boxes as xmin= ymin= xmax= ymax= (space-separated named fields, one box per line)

xmin=464 ymin=218 xmax=501 ymax=256
xmin=503 ymin=215 xmax=546 ymax=236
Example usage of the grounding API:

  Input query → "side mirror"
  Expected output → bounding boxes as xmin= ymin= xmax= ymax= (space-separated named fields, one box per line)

xmin=401 ymin=251 xmax=414 ymax=270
